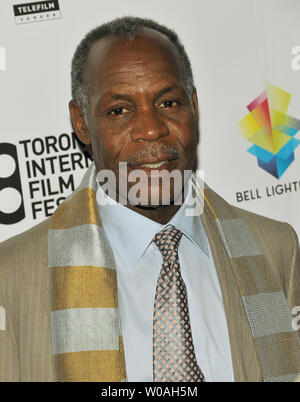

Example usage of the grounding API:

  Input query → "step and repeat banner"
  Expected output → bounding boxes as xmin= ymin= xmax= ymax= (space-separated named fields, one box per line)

xmin=0 ymin=0 xmax=299 ymax=243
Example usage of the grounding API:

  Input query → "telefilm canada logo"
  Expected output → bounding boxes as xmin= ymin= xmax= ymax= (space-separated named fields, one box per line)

xmin=13 ymin=0 xmax=61 ymax=25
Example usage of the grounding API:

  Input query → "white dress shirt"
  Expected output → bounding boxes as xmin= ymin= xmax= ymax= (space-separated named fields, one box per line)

xmin=97 ymin=178 xmax=234 ymax=382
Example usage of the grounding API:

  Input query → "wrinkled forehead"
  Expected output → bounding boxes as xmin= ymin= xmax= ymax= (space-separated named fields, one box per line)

xmin=84 ymin=28 xmax=185 ymax=91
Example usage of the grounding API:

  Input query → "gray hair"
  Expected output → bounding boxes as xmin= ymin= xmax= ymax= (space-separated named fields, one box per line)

xmin=71 ymin=16 xmax=195 ymax=117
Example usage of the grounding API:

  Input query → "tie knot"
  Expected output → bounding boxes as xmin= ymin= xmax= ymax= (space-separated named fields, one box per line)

xmin=153 ymin=226 xmax=183 ymax=255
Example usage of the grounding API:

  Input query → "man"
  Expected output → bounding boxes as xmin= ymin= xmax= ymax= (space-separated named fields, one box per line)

xmin=1 ymin=16 xmax=300 ymax=382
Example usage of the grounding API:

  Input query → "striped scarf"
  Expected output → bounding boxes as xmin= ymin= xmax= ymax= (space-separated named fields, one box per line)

xmin=48 ymin=163 xmax=300 ymax=381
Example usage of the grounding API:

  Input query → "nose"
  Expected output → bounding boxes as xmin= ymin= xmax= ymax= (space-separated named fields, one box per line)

xmin=130 ymin=109 xmax=169 ymax=142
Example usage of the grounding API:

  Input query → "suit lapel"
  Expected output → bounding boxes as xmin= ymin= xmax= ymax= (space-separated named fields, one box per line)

xmin=201 ymin=191 xmax=263 ymax=382
xmin=40 ymin=231 xmax=51 ymax=318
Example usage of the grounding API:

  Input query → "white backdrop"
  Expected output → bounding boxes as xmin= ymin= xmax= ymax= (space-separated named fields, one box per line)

xmin=0 ymin=0 xmax=300 ymax=243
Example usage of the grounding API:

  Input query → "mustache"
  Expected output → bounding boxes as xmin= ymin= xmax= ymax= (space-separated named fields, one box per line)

xmin=126 ymin=144 xmax=178 ymax=164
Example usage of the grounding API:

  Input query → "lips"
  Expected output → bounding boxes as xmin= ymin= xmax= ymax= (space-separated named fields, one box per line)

xmin=139 ymin=160 xmax=169 ymax=168
xmin=127 ymin=157 xmax=179 ymax=177
xmin=128 ymin=155 xmax=177 ymax=168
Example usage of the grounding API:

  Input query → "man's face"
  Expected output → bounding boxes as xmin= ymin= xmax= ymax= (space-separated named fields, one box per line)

xmin=72 ymin=29 xmax=199 ymax=206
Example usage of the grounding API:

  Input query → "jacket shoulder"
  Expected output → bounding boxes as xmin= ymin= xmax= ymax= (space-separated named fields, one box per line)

xmin=231 ymin=204 xmax=300 ymax=299
xmin=206 ymin=182 xmax=299 ymax=298
xmin=232 ymin=204 xmax=298 ymax=246
xmin=0 ymin=219 xmax=50 ymax=277
xmin=205 ymin=183 xmax=298 ymax=247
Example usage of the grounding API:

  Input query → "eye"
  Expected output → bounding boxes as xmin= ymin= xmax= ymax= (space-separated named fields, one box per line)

xmin=107 ymin=106 xmax=130 ymax=116
xmin=157 ymin=99 xmax=181 ymax=109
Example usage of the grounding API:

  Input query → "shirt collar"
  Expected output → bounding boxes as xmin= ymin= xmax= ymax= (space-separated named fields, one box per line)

xmin=96 ymin=175 xmax=209 ymax=272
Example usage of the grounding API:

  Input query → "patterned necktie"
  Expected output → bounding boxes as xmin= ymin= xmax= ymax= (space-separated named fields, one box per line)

xmin=152 ymin=225 xmax=206 ymax=382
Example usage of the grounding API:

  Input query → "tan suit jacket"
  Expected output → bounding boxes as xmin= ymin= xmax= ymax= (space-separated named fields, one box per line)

xmin=0 ymin=190 xmax=300 ymax=381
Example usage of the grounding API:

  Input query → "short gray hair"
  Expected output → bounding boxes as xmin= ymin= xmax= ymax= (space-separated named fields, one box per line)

xmin=71 ymin=16 xmax=195 ymax=116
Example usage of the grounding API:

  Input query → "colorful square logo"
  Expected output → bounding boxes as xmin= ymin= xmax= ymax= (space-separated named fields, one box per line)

xmin=238 ymin=82 xmax=300 ymax=178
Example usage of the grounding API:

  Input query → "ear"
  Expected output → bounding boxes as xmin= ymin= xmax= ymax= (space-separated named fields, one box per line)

xmin=192 ymin=88 xmax=200 ymax=143
xmin=69 ymin=100 xmax=91 ymax=144
xmin=192 ymin=88 xmax=199 ymax=127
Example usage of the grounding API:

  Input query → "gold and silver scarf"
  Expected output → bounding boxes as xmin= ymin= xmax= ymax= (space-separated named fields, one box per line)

xmin=48 ymin=163 xmax=300 ymax=382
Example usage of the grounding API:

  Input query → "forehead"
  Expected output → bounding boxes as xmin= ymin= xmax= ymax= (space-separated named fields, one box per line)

xmin=84 ymin=29 xmax=185 ymax=93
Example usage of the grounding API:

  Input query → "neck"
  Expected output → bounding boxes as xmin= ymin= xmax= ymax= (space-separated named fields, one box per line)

xmin=125 ymin=202 xmax=181 ymax=225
